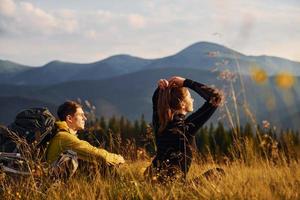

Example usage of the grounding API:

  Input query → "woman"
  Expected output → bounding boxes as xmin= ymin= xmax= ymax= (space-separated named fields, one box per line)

xmin=145 ymin=76 xmax=223 ymax=182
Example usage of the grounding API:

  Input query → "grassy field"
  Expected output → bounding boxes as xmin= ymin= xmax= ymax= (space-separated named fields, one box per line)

xmin=1 ymin=158 xmax=299 ymax=200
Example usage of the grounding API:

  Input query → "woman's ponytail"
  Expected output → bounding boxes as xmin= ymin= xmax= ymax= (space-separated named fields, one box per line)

xmin=157 ymin=88 xmax=172 ymax=134
xmin=157 ymin=87 xmax=189 ymax=134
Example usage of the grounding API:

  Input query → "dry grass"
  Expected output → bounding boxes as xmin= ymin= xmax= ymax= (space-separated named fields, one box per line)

xmin=1 ymin=158 xmax=299 ymax=200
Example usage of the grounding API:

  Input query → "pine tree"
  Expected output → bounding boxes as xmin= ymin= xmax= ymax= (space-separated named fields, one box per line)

xmin=196 ymin=127 xmax=209 ymax=154
xmin=208 ymin=123 xmax=216 ymax=155
xmin=100 ymin=116 xmax=107 ymax=131
xmin=108 ymin=115 xmax=119 ymax=134
xmin=119 ymin=116 xmax=125 ymax=140
xmin=134 ymin=119 xmax=140 ymax=135
xmin=244 ymin=122 xmax=254 ymax=139
xmin=140 ymin=114 xmax=148 ymax=137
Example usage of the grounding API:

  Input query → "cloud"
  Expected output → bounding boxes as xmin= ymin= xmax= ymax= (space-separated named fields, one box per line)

xmin=0 ymin=0 xmax=16 ymax=17
xmin=128 ymin=14 xmax=146 ymax=29
xmin=0 ymin=0 xmax=299 ymax=65
xmin=84 ymin=30 xmax=97 ymax=40
xmin=0 ymin=0 xmax=78 ymax=36
xmin=96 ymin=10 xmax=114 ymax=23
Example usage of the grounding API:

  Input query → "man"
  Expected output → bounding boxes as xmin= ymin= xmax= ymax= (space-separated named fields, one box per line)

xmin=46 ymin=101 xmax=125 ymax=177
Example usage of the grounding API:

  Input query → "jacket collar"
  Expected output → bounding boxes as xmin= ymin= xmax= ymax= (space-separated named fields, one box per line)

xmin=55 ymin=121 xmax=77 ymax=136
xmin=173 ymin=113 xmax=185 ymax=122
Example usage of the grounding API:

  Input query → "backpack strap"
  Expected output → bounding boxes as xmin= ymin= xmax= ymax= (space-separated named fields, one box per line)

xmin=0 ymin=152 xmax=31 ymax=176
xmin=0 ymin=164 xmax=31 ymax=176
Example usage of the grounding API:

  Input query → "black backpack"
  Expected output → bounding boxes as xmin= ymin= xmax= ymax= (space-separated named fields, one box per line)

xmin=0 ymin=107 xmax=56 ymax=154
xmin=0 ymin=107 xmax=56 ymax=175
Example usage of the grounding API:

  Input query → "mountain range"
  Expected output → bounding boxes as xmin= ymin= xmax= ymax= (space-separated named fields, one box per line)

xmin=0 ymin=41 xmax=300 ymax=130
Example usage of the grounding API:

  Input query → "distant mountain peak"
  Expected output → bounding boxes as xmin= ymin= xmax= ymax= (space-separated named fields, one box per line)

xmin=0 ymin=59 xmax=31 ymax=74
xmin=0 ymin=59 xmax=25 ymax=66
xmin=101 ymin=54 xmax=136 ymax=62
xmin=177 ymin=41 xmax=244 ymax=57
xmin=42 ymin=60 xmax=79 ymax=69
xmin=188 ymin=41 xmax=226 ymax=48
xmin=43 ymin=60 xmax=64 ymax=66
xmin=100 ymin=54 xmax=152 ymax=63
xmin=108 ymin=54 xmax=135 ymax=58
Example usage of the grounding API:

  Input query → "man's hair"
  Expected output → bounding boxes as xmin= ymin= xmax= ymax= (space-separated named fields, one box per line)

xmin=57 ymin=101 xmax=82 ymax=121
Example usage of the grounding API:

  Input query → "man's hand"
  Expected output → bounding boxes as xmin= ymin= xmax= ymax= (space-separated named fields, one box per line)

xmin=105 ymin=153 xmax=125 ymax=166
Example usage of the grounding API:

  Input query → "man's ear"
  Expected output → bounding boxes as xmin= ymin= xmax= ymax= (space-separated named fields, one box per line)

xmin=66 ymin=115 xmax=73 ymax=123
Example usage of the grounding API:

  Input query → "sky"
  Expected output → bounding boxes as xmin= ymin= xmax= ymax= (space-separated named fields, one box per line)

xmin=0 ymin=0 xmax=299 ymax=66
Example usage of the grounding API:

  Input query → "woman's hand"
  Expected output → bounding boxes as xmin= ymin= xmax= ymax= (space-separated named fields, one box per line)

xmin=158 ymin=79 xmax=169 ymax=89
xmin=168 ymin=76 xmax=186 ymax=87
